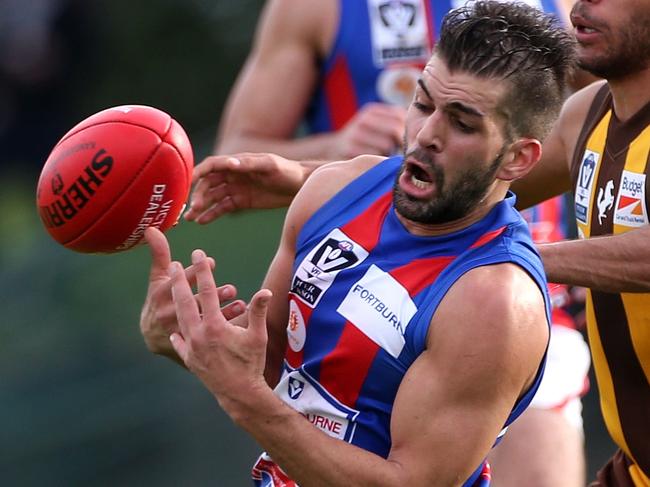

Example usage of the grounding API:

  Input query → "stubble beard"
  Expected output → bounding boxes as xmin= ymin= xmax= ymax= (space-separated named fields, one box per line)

xmin=392 ymin=148 xmax=503 ymax=225
xmin=575 ymin=7 xmax=650 ymax=79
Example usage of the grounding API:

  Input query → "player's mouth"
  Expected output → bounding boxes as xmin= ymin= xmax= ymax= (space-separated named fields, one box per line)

xmin=399 ymin=158 xmax=437 ymax=198
xmin=571 ymin=12 xmax=603 ymax=44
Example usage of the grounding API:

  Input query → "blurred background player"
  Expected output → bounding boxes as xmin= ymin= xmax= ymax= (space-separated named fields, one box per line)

xmin=191 ymin=0 xmax=592 ymax=485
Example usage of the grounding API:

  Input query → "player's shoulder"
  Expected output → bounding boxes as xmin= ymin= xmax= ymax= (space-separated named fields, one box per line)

xmin=559 ymin=80 xmax=607 ymax=128
xmin=262 ymin=0 xmax=337 ymax=53
xmin=432 ymin=262 xmax=548 ymax=347
xmin=285 ymin=155 xmax=386 ymax=237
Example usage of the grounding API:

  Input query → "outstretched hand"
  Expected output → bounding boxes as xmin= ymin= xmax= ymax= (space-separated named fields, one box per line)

xmin=139 ymin=227 xmax=246 ymax=364
xmin=184 ymin=153 xmax=307 ymax=224
xmin=168 ymin=248 xmax=273 ymax=407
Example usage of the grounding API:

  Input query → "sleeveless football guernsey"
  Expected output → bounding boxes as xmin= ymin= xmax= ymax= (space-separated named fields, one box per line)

xmin=570 ymin=83 xmax=650 ymax=482
xmin=305 ymin=0 xmax=565 ymax=133
xmin=252 ymin=157 xmax=551 ymax=486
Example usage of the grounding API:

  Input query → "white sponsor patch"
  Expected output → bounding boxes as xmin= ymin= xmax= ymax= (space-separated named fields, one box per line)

xmin=287 ymin=299 xmax=307 ymax=352
xmin=337 ymin=264 xmax=417 ymax=358
xmin=574 ymin=150 xmax=600 ymax=224
xmin=376 ymin=65 xmax=421 ymax=107
xmin=292 ymin=228 xmax=369 ymax=308
xmin=614 ymin=170 xmax=648 ymax=227
xmin=368 ymin=0 xmax=431 ymax=66
xmin=275 ymin=368 xmax=359 ymax=442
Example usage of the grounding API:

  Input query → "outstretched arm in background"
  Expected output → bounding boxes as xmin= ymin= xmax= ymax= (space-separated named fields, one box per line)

xmin=215 ymin=0 xmax=405 ymax=161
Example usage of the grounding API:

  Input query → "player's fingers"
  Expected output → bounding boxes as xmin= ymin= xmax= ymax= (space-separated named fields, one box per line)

xmin=169 ymin=333 xmax=189 ymax=363
xmin=145 ymin=227 xmax=172 ymax=282
xmin=221 ymin=300 xmax=247 ymax=322
xmin=186 ymin=176 xmax=219 ymax=219
xmin=169 ymin=261 xmax=202 ymax=335
xmin=192 ymin=156 xmax=242 ymax=183
xmin=194 ymin=197 xmax=238 ymax=225
xmin=191 ymin=249 xmax=222 ymax=320
xmin=247 ymin=289 xmax=272 ymax=340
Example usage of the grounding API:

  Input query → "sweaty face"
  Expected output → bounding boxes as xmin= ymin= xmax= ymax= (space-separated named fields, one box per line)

xmin=571 ymin=0 xmax=650 ymax=78
xmin=393 ymin=56 xmax=509 ymax=225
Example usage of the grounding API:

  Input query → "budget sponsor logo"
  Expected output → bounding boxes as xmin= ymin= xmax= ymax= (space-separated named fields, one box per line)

xmin=614 ymin=170 xmax=648 ymax=227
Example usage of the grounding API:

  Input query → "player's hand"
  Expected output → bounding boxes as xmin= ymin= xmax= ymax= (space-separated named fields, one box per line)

xmin=139 ymin=227 xmax=246 ymax=365
xmin=169 ymin=249 xmax=272 ymax=408
xmin=184 ymin=152 xmax=306 ymax=224
xmin=335 ymin=102 xmax=406 ymax=159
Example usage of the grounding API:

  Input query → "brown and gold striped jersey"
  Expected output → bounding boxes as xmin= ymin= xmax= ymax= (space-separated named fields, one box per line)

xmin=570 ymin=83 xmax=650 ymax=482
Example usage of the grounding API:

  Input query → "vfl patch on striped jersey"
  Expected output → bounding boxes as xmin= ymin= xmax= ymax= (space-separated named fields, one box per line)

xmin=337 ymin=264 xmax=417 ymax=358
xmin=367 ymin=0 xmax=431 ymax=67
xmin=575 ymin=150 xmax=600 ymax=224
xmin=275 ymin=367 xmax=359 ymax=442
xmin=292 ymin=228 xmax=369 ymax=308
xmin=614 ymin=170 xmax=648 ymax=227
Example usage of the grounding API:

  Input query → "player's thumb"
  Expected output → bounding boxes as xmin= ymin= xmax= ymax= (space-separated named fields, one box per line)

xmin=248 ymin=289 xmax=272 ymax=340
xmin=145 ymin=227 xmax=172 ymax=280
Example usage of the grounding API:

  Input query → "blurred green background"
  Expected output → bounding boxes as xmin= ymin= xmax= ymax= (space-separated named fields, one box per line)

xmin=1 ymin=1 xmax=615 ymax=485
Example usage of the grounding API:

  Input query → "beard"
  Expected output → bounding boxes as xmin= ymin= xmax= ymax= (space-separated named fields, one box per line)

xmin=573 ymin=3 xmax=650 ymax=79
xmin=393 ymin=147 xmax=503 ymax=225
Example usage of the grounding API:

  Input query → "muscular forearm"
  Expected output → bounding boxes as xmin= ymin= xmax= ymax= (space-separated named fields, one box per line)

xmin=227 ymin=387 xmax=407 ymax=487
xmin=538 ymin=228 xmax=650 ymax=292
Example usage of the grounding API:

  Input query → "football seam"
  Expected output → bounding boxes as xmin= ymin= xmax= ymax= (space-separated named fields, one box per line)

xmin=56 ymin=119 xmax=168 ymax=147
xmin=160 ymin=119 xmax=192 ymax=200
xmin=61 ymin=139 xmax=164 ymax=247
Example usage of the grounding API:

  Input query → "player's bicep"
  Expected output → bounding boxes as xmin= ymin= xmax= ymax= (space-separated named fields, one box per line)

xmin=386 ymin=265 xmax=548 ymax=484
xmin=217 ymin=0 xmax=320 ymax=147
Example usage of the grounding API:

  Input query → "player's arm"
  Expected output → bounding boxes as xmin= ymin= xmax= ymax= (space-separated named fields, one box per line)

xmin=172 ymin=260 xmax=547 ymax=485
xmin=538 ymin=226 xmax=650 ymax=292
xmin=512 ymin=81 xmax=604 ymax=210
xmin=207 ymin=263 xmax=548 ymax=485
xmin=214 ymin=0 xmax=324 ymax=158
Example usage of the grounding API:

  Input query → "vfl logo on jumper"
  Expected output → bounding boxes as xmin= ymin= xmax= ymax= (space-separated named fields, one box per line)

xmin=337 ymin=264 xmax=417 ymax=358
xmin=368 ymin=0 xmax=430 ymax=66
xmin=288 ymin=377 xmax=305 ymax=400
xmin=277 ymin=369 xmax=359 ymax=441
xmin=575 ymin=151 xmax=600 ymax=224
xmin=291 ymin=228 xmax=369 ymax=307
xmin=597 ymin=180 xmax=615 ymax=225
xmin=614 ymin=171 xmax=648 ymax=227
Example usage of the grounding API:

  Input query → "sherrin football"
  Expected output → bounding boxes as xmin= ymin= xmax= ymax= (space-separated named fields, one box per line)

xmin=36 ymin=105 xmax=193 ymax=253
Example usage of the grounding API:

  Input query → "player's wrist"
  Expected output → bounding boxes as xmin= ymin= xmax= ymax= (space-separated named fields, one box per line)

xmin=218 ymin=378 xmax=278 ymax=427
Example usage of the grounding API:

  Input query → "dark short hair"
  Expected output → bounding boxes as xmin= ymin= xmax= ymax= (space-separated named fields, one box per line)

xmin=436 ymin=0 xmax=576 ymax=141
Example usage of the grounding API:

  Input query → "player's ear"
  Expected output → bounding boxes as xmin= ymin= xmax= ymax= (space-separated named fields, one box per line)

xmin=496 ymin=138 xmax=542 ymax=182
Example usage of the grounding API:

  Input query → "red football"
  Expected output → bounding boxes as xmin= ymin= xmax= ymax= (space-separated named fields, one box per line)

xmin=36 ymin=105 xmax=193 ymax=253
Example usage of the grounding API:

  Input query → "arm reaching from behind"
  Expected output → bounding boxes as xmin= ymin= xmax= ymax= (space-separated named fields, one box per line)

xmin=183 ymin=153 xmax=316 ymax=224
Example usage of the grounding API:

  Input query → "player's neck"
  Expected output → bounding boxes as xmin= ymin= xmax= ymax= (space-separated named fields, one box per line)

xmin=608 ymin=66 xmax=650 ymax=123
